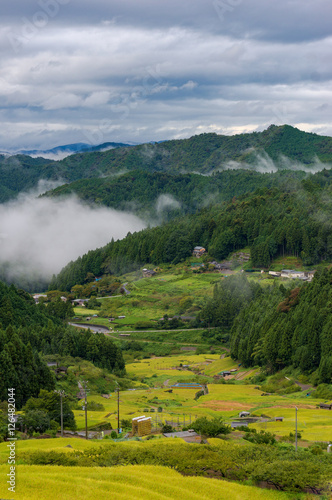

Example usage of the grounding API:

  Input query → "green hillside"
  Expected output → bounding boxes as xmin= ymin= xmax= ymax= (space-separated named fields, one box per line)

xmin=49 ymin=169 xmax=332 ymax=291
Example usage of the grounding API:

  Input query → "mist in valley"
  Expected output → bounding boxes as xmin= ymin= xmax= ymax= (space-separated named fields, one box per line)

xmin=0 ymin=182 xmax=146 ymax=287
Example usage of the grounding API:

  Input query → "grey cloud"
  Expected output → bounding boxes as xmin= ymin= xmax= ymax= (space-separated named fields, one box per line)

xmin=2 ymin=0 xmax=331 ymax=43
xmin=0 ymin=1 xmax=331 ymax=149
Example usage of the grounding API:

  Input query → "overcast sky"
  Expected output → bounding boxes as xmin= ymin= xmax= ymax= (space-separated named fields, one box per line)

xmin=1 ymin=0 xmax=332 ymax=150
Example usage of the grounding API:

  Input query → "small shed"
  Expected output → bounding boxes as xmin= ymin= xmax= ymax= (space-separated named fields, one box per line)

xmin=319 ymin=403 xmax=332 ymax=410
xmin=163 ymin=430 xmax=198 ymax=442
xmin=231 ymin=421 xmax=248 ymax=428
xmin=275 ymin=417 xmax=284 ymax=422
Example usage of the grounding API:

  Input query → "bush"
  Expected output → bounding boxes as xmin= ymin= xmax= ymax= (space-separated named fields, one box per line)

xmin=243 ymin=430 xmax=276 ymax=445
xmin=191 ymin=417 xmax=231 ymax=437
xmin=161 ymin=424 xmax=173 ymax=434
xmin=311 ymin=384 xmax=332 ymax=400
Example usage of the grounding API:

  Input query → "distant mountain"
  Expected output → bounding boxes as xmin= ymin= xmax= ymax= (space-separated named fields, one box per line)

xmin=1 ymin=125 xmax=332 ymax=203
xmin=51 ymin=124 xmax=332 ymax=179
xmin=0 ymin=141 xmax=133 ymax=160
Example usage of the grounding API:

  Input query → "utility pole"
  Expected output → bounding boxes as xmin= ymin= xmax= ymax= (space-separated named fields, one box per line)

xmin=295 ymin=406 xmax=298 ymax=452
xmin=115 ymin=381 xmax=120 ymax=434
xmin=80 ymin=380 xmax=88 ymax=440
xmin=117 ymin=386 xmax=120 ymax=434
xmin=54 ymin=390 xmax=65 ymax=437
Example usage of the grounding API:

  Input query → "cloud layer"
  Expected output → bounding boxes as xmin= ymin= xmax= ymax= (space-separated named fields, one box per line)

xmin=0 ymin=0 xmax=331 ymax=149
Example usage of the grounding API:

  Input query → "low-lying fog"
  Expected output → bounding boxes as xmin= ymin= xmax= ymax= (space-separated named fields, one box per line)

xmin=0 ymin=182 xmax=146 ymax=284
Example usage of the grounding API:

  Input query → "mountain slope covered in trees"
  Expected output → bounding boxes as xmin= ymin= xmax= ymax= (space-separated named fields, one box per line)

xmin=0 ymin=280 xmax=125 ymax=408
xmin=199 ymin=268 xmax=332 ymax=381
xmin=44 ymin=169 xmax=308 ymax=219
xmin=49 ymin=169 xmax=332 ymax=291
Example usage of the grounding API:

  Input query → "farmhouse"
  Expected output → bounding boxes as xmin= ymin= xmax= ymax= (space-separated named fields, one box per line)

xmin=193 ymin=246 xmax=206 ymax=257
xmin=280 ymin=269 xmax=316 ymax=281
xmin=142 ymin=268 xmax=157 ymax=278
xmin=32 ymin=294 xmax=47 ymax=303
xmin=210 ymin=261 xmax=232 ymax=271
xmin=72 ymin=298 xmax=89 ymax=306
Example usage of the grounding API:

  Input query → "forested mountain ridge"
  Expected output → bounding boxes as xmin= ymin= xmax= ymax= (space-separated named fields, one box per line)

xmin=1 ymin=125 xmax=332 ymax=203
xmin=43 ymin=169 xmax=309 ymax=218
xmin=49 ymin=169 xmax=332 ymax=291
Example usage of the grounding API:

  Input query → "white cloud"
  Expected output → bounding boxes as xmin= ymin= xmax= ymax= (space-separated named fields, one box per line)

xmin=0 ymin=184 xmax=146 ymax=282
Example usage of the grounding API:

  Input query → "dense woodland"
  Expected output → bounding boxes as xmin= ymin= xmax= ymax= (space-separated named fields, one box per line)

xmin=50 ymin=169 xmax=332 ymax=291
xmin=45 ymin=169 xmax=309 ymax=219
xmin=198 ymin=269 xmax=332 ymax=381
xmin=0 ymin=281 xmax=125 ymax=408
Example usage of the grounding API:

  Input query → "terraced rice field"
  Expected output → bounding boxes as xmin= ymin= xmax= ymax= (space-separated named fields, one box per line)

xmin=0 ymin=463 xmax=298 ymax=500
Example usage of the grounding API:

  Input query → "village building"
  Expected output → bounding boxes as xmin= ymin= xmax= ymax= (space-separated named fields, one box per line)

xmin=278 ymin=269 xmax=316 ymax=281
xmin=192 ymin=246 xmax=206 ymax=258
xmin=32 ymin=294 xmax=47 ymax=303
xmin=319 ymin=403 xmax=332 ymax=410
xmin=269 ymin=271 xmax=281 ymax=277
xmin=142 ymin=268 xmax=157 ymax=278
xmin=72 ymin=298 xmax=89 ymax=306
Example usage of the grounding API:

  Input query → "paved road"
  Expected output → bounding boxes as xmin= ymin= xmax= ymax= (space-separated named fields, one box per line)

xmin=69 ymin=322 xmax=110 ymax=334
